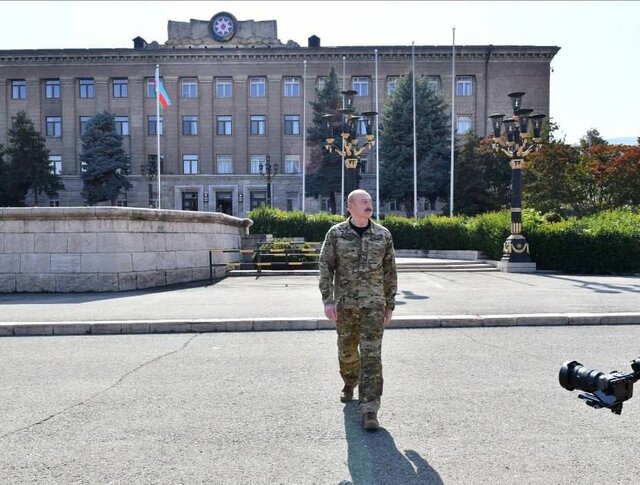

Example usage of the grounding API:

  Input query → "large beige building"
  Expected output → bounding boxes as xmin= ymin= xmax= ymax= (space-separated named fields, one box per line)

xmin=0 ymin=11 xmax=559 ymax=216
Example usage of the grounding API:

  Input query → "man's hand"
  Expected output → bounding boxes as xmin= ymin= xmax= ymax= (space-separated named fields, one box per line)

xmin=384 ymin=309 xmax=393 ymax=326
xmin=324 ymin=303 xmax=338 ymax=321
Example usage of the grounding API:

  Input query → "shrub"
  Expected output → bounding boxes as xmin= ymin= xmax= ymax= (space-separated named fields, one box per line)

xmin=247 ymin=207 xmax=640 ymax=274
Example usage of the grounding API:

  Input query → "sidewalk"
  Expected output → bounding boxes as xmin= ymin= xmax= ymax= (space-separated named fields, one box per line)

xmin=1 ymin=265 xmax=640 ymax=336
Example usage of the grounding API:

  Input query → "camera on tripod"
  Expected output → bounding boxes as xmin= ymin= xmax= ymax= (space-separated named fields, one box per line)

xmin=559 ymin=358 xmax=640 ymax=414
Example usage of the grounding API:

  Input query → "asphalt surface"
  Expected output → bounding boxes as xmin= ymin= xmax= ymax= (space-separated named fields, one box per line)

xmin=1 ymin=265 xmax=640 ymax=335
xmin=1 ymin=326 xmax=639 ymax=484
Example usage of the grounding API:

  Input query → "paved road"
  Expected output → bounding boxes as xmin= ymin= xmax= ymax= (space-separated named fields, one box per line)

xmin=1 ymin=325 xmax=639 ymax=484
xmin=1 ymin=271 xmax=640 ymax=335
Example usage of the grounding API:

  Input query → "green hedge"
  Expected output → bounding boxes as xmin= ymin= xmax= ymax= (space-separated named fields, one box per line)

xmin=247 ymin=207 xmax=640 ymax=274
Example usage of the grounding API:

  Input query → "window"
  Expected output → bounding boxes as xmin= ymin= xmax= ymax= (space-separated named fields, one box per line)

xmin=148 ymin=115 xmax=163 ymax=135
xmin=356 ymin=118 xmax=368 ymax=137
xmin=284 ymin=115 xmax=300 ymax=135
xmin=216 ymin=115 xmax=232 ymax=135
xmin=182 ymin=115 xmax=198 ymax=135
xmin=45 ymin=116 xmax=62 ymax=137
xmin=182 ymin=154 xmax=198 ymax=174
xmin=456 ymin=115 xmax=473 ymax=135
xmin=49 ymin=155 xmax=62 ymax=175
xmin=79 ymin=79 xmax=94 ymax=98
xmin=286 ymin=192 xmax=299 ymax=211
xmin=182 ymin=78 xmax=198 ymax=98
xmin=284 ymin=77 xmax=301 ymax=97
xmin=116 ymin=194 xmax=128 ymax=207
xmin=250 ymin=115 xmax=266 ymax=135
xmin=284 ymin=155 xmax=300 ymax=174
xmin=317 ymin=77 xmax=328 ymax=92
xmin=250 ymin=77 xmax=266 ymax=97
xmin=359 ymin=157 xmax=367 ymax=174
xmin=428 ymin=76 xmax=441 ymax=92
xmin=387 ymin=77 xmax=399 ymax=95
xmin=113 ymin=78 xmax=128 ymax=98
xmin=217 ymin=155 xmax=233 ymax=174
xmin=79 ymin=116 xmax=91 ymax=136
xmin=147 ymin=79 xmax=156 ymax=98
xmin=114 ymin=116 xmax=129 ymax=136
xmin=216 ymin=78 xmax=232 ymax=97
xmin=456 ymin=76 xmax=473 ymax=96
xmin=12 ymin=80 xmax=26 ymax=99
xmin=250 ymin=155 xmax=266 ymax=174
xmin=353 ymin=77 xmax=369 ymax=97
xmin=147 ymin=154 xmax=164 ymax=175
xmin=49 ymin=199 xmax=60 ymax=207
xmin=45 ymin=79 xmax=61 ymax=99
xmin=320 ymin=197 xmax=330 ymax=212
xmin=249 ymin=190 xmax=267 ymax=210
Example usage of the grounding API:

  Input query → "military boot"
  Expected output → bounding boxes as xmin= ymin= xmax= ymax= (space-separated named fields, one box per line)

xmin=340 ymin=385 xmax=354 ymax=403
xmin=363 ymin=411 xmax=379 ymax=431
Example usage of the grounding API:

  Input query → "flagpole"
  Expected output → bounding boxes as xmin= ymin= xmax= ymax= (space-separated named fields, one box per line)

xmin=302 ymin=59 xmax=307 ymax=213
xmin=155 ymin=64 xmax=162 ymax=210
xmin=374 ymin=48 xmax=380 ymax=221
xmin=450 ymin=28 xmax=456 ymax=217
xmin=412 ymin=41 xmax=417 ymax=219
xmin=341 ymin=55 xmax=346 ymax=216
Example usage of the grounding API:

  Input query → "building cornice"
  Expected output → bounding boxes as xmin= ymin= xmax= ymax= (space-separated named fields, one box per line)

xmin=0 ymin=45 xmax=560 ymax=65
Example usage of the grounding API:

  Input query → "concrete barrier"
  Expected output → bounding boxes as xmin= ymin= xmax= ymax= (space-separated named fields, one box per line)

xmin=0 ymin=207 xmax=252 ymax=293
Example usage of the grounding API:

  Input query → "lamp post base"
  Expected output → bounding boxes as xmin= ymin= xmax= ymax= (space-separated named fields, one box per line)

xmin=498 ymin=234 xmax=536 ymax=272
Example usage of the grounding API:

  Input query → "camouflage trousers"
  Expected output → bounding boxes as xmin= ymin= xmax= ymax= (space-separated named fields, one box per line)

xmin=336 ymin=305 xmax=385 ymax=413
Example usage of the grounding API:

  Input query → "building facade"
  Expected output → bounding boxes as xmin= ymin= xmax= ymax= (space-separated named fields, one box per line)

xmin=0 ymin=11 xmax=559 ymax=216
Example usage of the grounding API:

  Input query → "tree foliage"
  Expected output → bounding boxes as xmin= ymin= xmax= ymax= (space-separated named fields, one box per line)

xmin=1 ymin=111 xmax=64 ymax=206
xmin=379 ymin=72 xmax=450 ymax=216
xmin=451 ymin=132 xmax=511 ymax=215
xmin=80 ymin=111 xmax=132 ymax=206
xmin=305 ymin=67 xmax=343 ymax=213
xmin=523 ymin=126 xmax=640 ymax=216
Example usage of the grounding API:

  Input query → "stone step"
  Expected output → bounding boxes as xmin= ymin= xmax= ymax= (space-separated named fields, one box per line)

xmin=226 ymin=258 xmax=498 ymax=275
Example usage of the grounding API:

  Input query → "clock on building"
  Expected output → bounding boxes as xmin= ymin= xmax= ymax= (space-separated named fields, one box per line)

xmin=210 ymin=12 xmax=237 ymax=42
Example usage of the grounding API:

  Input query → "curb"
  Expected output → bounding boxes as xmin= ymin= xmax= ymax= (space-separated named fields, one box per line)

xmin=2 ymin=313 xmax=640 ymax=337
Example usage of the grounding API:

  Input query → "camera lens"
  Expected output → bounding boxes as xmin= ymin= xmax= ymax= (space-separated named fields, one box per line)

xmin=559 ymin=360 xmax=604 ymax=393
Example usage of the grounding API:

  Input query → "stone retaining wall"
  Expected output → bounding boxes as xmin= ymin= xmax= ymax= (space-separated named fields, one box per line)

xmin=0 ymin=207 xmax=252 ymax=293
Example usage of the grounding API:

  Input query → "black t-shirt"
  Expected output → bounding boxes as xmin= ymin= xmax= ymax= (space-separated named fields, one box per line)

xmin=349 ymin=220 xmax=371 ymax=238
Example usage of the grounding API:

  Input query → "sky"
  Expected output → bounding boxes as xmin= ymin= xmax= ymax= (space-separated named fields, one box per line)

xmin=1 ymin=1 xmax=639 ymax=145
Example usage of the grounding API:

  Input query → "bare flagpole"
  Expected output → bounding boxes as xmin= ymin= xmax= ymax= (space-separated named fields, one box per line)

xmin=412 ymin=41 xmax=418 ymax=219
xmin=450 ymin=28 xmax=456 ymax=217
xmin=375 ymin=48 xmax=380 ymax=221
xmin=155 ymin=64 xmax=162 ymax=210
xmin=341 ymin=55 xmax=346 ymax=216
xmin=302 ymin=59 xmax=307 ymax=213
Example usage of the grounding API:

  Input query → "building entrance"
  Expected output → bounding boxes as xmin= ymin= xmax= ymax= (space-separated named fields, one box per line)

xmin=215 ymin=191 xmax=233 ymax=215
xmin=181 ymin=191 xmax=199 ymax=211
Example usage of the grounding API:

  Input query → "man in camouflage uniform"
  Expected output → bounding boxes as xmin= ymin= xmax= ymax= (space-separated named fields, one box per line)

xmin=319 ymin=189 xmax=397 ymax=431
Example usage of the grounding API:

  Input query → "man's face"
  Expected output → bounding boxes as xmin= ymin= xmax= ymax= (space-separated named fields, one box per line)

xmin=348 ymin=192 xmax=373 ymax=220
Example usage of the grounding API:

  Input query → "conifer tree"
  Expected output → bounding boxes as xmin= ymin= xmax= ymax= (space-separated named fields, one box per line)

xmin=379 ymin=73 xmax=450 ymax=216
xmin=81 ymin=111 xmax=132 ymax=205
xmin=3 ymin=110 xmax=64 ymax=206
xmin=306 ymin=67 xmax=343 ymax=214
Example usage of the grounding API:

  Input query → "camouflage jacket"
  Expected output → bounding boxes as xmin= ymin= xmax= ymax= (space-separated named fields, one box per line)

xmin=319 ymin=218 xmax=397 ymax=310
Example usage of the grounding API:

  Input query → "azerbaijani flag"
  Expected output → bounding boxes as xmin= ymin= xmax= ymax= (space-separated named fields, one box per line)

xmin=154 ymin=66 xmax=171 ymax=109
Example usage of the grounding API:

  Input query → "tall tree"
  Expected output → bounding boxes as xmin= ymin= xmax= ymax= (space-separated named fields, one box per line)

xmin=451 ymin=132 xmax=510 ymax=215
xmin=523 ymin=143 xmax=589 ymax=216
xmin=379 ymin=72 xmax=450 ymax=217
xmin=81 ymin=111 xmax=132 ymax=206
xmin=306 ymin=67 xmax=342 ymax=214
xmin=579 ymin=128 xmax=608 ymax=149
xmin=2 ymin=111 xmax=64 ymax=206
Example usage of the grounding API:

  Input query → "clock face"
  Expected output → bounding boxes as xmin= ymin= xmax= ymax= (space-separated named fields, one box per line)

xmin=210 ymin=12 xmax=237 ymax=42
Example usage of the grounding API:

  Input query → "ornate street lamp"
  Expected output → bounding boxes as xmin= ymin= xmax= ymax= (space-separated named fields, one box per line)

xmin=259 ymin=155 xmax=278 ymax=207
xmin=322 ymin=89 xmax=377 ymax=196
xmin=489 ymin=91 xmax=545 ymax=270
